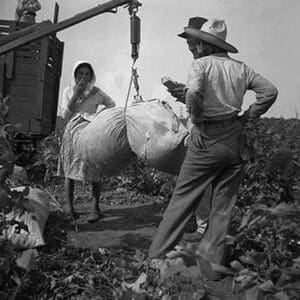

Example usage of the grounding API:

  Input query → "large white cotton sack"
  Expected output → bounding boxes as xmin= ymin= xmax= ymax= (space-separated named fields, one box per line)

xmin=3 ymin=187 xmax=51 ymax=249
xmin=75 ymin=107 xmax=136 ymax=176
xmin=125 ymin=99 xmax=189 ymax=175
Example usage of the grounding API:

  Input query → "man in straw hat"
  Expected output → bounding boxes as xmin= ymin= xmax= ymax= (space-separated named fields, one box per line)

xmin=165 ymin=17 xmax=212 ymax=244
xmin=149 ymin=17 xmax=278 ymax=280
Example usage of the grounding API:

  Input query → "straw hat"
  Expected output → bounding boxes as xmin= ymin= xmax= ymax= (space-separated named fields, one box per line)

xmin=178 ymin=17 xmax=208 ymax=39
xmin=184 ymin=19 xmax=238 ymax=53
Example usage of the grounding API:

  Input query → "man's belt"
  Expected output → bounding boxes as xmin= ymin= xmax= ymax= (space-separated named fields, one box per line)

xmin=201 ymin=114 xmax=239 ymax=127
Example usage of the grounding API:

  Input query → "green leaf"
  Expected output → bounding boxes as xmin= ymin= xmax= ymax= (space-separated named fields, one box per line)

xmin=258 ymin=280 xmax=278 ymax=293
xmin=238 ymin=210 xmax=253 ymax=231
xmin=180 ymin=266 xmax=202 ymax=282
xmin=292 ymin=256 xmax=300 ymax=266
xmin=274 ymin=291 xmax=289 ymax=300
xmin=248 ymin=215 xmax=267 ymax=228
xmin=238 ymin=268 xmax=256 ymax=276
xmin=230 ymin=260 xmax=244 ymax=271
xmin=239 ymin=255 xmax=256 ymax=266
xmin=240 ymin=274 xmax=255 ymax=289
xmin=16 ymin=249 xmax=38 ymax=270
xmin=64 ymin=274 xmax=75 ymax=284
xmin=124 ymin=272 xmax=147 ymax=293
xmin=244 ymin=287 xmax=259 ymax=300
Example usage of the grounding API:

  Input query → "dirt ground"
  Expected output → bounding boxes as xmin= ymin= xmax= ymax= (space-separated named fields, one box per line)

xmin=67 ymin=201 xmax=162 ymax=250
xmin=63 ymin=196 xmax=235 ymax=298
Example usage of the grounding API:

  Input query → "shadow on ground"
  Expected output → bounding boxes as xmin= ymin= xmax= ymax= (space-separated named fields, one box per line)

xmin=67 ymin=203 xmax=163 ymax=250
xmin=78 ymin=204 xmax=162 ymax=232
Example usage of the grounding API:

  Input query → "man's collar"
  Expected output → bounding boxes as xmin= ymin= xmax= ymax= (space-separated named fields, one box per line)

xmin=209 ymin=52 xmax=229 ymax=58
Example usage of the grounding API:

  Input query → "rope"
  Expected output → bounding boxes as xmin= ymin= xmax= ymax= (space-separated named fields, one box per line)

xmin=124 ymin=60 xmax=136 ymax=117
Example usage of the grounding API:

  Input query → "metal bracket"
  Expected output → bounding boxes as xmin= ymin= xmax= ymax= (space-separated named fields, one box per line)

xmin=125 ymin=0 xmax=142 ymax=16
xmin=107 ymin=8 xmax=118 ymax=14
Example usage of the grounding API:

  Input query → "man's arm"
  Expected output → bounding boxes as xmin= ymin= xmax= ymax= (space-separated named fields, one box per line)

xmin=185 ymin=60 xmax=205 ymax=124
xmin=244 ymin=71 xmax=278 ymax=121
xmin=185 ymin=86 xmax=204 ymax=124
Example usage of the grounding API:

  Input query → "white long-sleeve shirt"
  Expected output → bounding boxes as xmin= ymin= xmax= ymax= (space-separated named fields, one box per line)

xmin=185 ymin=53 xmax=278 ymax=121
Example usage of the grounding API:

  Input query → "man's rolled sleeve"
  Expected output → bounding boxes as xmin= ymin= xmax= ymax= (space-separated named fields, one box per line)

xmin=185 ymin=60 xmax=205 ymax=116
xmin=246 ymin=71 xmax=278 ymax=120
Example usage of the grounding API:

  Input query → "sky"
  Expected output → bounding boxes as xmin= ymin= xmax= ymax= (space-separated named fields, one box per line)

xmin=1 ymin=0 xmax=300 ymax=118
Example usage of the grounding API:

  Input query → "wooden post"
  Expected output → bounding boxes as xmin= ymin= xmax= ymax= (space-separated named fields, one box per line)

xmin=5 ymin=22 xmax=17 ymax=79
xmin=53 ymin=3 xmax=59 ymax=24
xmin=0 ymin=56 xmax=5 ymax=96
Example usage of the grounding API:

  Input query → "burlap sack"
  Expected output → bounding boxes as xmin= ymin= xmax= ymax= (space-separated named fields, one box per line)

xmin=126 ymin=99 xmax=189 ymax=174
xmin=74 ymin=107 xmax=136 ymax=176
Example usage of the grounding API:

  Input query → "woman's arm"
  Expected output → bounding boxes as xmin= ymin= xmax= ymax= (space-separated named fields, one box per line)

xmin=60 ymin=87 xmax=73 ymax=120
xmin=61 ymin=80 xmax=87 ymax=120
xmin=104 ymin=95 xmax=116 ymax=109
xmin=99 ymin=89 xmax=116 ymax=108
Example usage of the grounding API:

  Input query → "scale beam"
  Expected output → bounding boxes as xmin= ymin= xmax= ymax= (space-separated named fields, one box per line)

xmin=0 ymin=0 xmax=136 ymax=55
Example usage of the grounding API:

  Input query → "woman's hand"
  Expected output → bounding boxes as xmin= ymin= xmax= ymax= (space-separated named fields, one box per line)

xmin=67 ymin=79 xmax=87 ymax=113
xmin=73 ymin=79 xmax=87 ymax=97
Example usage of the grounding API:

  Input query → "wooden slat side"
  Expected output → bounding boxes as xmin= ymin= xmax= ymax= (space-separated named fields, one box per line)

xmin=8 ymin=94 xmax=42 ymax=135
xmin=10 ymin=76 xmax=38 ymax=87
xmin=0 ymin=56 xmax=5 ymax=95
xmin=14 ymin=63 xmax=41 ymax=76
xmin=0 ymin=20 xmax=16 ymax=26
xmin=0 ymin=28 xmax=11 ymax=33
xmin=9 ymin=84 xmax=38 ymax=98
xmin=42 ymin=71 xmax=59 ymax=133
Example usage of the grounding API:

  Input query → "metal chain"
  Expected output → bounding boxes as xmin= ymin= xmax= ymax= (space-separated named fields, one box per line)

xmin=124 ymin=0 xmax=143 ymax=116
xmin=132 ymin=67 xmax=139 ymax=96
xmin=124 ymin=62 xmax=142 ymax=115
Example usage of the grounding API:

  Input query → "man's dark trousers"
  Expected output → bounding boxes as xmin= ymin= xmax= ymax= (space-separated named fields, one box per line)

xmin=148 ymin=118 xmax=243 ymax=264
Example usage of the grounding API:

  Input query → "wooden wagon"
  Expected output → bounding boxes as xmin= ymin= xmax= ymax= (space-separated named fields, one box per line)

xmin=0 ymin=20 xmax=64 ymax=140
xmin=0 ymin=0 xmax=140 ymax=165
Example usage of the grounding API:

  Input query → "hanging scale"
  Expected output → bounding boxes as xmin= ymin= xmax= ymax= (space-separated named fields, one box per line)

xmin=125 ymin=1 xmax=142 ymax=108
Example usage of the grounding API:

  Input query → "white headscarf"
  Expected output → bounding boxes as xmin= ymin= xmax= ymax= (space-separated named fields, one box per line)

xmin=61 ymin=61 xmax=97 ymax=120
xmin=69 ymin=60 xmax=96 ymax=98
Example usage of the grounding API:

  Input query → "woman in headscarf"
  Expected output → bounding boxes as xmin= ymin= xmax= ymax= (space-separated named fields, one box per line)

xmin=58 ymin=61 xmax=115 ymax=222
